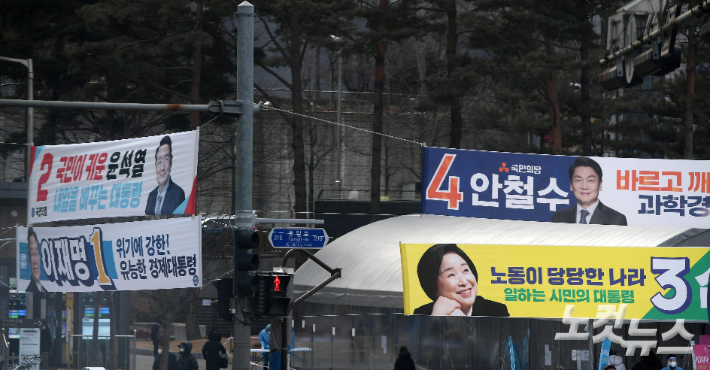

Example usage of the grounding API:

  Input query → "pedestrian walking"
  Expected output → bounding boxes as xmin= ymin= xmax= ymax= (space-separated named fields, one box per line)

xmin=202 ymin=329 xmax=227 ymax=370
xmin=177 ymin=342 xmax=199 ymax=370
xmin=394 ymin=346 xmax=415 ymax=370
xmin=153 ymin=342 xmax=178 ymax=370
xmin=151 ymin=323 xmax=163 ymax=356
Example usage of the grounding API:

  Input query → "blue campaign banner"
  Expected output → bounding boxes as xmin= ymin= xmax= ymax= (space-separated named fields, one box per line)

xmin=421 ymin=147 xmax=710 ymax=227
xmin=422 ymin=147 xmax=577 ymax=222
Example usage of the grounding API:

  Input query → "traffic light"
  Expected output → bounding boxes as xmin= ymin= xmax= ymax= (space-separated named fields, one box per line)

xmin=215 ymin=278 xmax=233 ymax=322
xmin=234 ymin=228 xmax=259 ymax=297
xmin=252 ymin=273 xmax=291 ymax=317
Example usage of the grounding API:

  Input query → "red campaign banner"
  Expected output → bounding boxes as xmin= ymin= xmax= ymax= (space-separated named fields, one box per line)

xmin=695 ymin=345 xmax=710 ymax=370
xmin=28 ymin=130 xmax=199 ymax=223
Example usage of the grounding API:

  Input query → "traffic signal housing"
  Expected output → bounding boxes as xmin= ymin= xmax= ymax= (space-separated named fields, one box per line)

xmin=253 ymin=273 xmax=292 ymax=317
xmin=234 ymin=228 xmax=259 ymax=297
xmin=215 ymin=278 xmax=233 ymax=322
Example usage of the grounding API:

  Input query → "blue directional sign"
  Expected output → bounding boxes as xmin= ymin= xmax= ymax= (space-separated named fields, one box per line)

xmin=268 ymin=228 xmax=329 ymax=249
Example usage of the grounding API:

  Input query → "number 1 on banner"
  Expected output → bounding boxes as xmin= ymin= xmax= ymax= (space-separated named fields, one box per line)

xmin=426 ymin=154 xmax=463 ymax=210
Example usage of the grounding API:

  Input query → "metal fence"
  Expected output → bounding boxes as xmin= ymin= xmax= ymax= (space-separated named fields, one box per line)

xmin=286 ymin=313 xmax=696 ymax=370
xmin=71 ymin=334 xmax=136 ymax=370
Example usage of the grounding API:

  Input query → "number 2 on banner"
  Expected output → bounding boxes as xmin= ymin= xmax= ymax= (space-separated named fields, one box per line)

xmin=36 ymin=153 xmax=54 ymax=202
xmin=426 ymin=154 xmax=463 ymax=210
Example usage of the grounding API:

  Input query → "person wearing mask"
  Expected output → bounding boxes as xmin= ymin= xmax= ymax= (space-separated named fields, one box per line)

xmin=153 ymin=342 xmax=178 ymax=370
xmin=202 ymin=329 xmax=227 ymax=370
xmin=151 ymin=323 xmax=163 ymax=356
xmin=608 ymin=349 xmax=626 ymax=370
xmin=258 ymin=325 xmax=271 ymax=366
xmin=394 ymin=346 xmax=415 ymax=370
xmin=661 ymin=355 xmax=682 ymax=370
xmin=177 ymin=342 xmax=198 ymax=370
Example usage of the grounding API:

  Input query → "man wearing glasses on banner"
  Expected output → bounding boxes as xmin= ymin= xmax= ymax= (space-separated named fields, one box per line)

xmin=145 ymin=135 xmax=185 ymax=215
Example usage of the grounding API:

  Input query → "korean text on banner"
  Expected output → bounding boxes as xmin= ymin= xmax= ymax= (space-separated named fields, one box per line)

xmin=28 ymin=130 xmax=199 ymax=223
xmin=400 ymin=243 xmax=710 ymax=320
xmin=16 ymin=217 xmax=202 ymax=292
xmin=421 ymin=146 xmax=710 ymax=228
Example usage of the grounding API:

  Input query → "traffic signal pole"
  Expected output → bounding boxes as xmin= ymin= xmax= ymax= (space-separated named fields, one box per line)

xmin=234 ymin=2 xmax=254 ymax=370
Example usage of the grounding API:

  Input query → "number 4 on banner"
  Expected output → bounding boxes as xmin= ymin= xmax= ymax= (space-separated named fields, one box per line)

xmin=426 ymin=154 xmax=463 ymax=210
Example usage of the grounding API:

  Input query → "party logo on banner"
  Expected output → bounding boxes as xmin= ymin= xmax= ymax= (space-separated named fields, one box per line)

xmin=28 ymin=130 xmax=199 ymax=223
xmin=400 ymin=243 xmax=710 ymax=321
xmin=421 ymin=147 xmax=710 ymax=228
xmin=16 ymin=217 xmax=202 ymax=292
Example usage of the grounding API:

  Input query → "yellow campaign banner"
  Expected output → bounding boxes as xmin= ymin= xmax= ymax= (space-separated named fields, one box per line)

xmin=401 ymin=243 xmax=710 ymax=320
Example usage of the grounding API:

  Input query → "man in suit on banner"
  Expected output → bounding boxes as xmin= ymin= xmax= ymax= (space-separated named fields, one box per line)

xmin=552 ymin=157 xmax=627 ymax=226
xmin=26 ymin=228 xmax=47 ymax=293
xmin=145 ymin=135 xmax=185 ymax=215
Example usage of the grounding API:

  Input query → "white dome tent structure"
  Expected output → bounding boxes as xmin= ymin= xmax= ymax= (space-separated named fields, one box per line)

xmin=293 ymin=214 xmax=710 ymax=312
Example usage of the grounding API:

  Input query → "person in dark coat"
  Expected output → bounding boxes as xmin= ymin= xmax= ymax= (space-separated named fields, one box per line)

xmin=177 ymin=342 xmax=199 ymax=370
xmin=151 ymin=323 xmax=162 ymax=356
xmin=413 ymin=244 xmax=509 ymax=316
xmin=153 ymin=342 xmax=178 ymax=370
xmin=202 ymin=329 xmax=227 ymax=370
xmin=394 ymin=346 xmax=416 ymax=370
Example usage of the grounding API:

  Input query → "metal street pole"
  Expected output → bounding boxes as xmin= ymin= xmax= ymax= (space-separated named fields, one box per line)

xmin=234 ymin=2 xmax=254 ymax=370
xmin=334 ymin=41 xmax=343 ymax=198
xmin=0 ymin=56 xmax=33 ymax=182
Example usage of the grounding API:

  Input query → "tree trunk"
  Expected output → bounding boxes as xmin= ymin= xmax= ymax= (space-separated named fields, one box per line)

xmin=106 ymin=292 xmax=118 ymax=370
xmin=371 ymin=0 xmax=387 ymax=221
xmin=160 ymin=311 xmax=173 ymax=370
xmin=91 ymin=293 xmax=100 ymax=366
xmin=315 ymin=46 xmax=321 ymax=100
xmin=290 ymin=17 xmax=308 ymax=219
xmin=544 ymin=37 xmax=562 ymax=154
xmin=185 ymin=289 xmax=202 ymax=340
xmin=579 ymin=0 xmax=592 ymax=156
xmin=446 ymin=0 xmax=463 ymax=149
xmin=190 ymin=0 xmax=204 ymax=128
xmin=684 ymin=0 xmax=696 ymax=159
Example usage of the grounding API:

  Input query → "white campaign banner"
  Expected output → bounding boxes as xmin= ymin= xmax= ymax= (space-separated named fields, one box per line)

xmin=593 ymin=156 xmax=710 ymax=227
xmin=421 ymin=147 xmax=710 ymax=227
xmin=28 ymin=130 xmax=199 ymax=223
xmin=16 ymin=217 xmax=202 ymax=292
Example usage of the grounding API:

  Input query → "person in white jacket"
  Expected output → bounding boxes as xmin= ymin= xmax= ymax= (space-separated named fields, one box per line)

xmin=608 ymin=350 xmax=627 ymax=370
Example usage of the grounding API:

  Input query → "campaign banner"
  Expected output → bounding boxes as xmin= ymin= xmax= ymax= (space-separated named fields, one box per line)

xmin=400 ymin=243 xmax=710 ymax=320
xmin=28 ymin=130 xmax=199 ymax=223
xmin=16 ymin=217 xmax=202 ymax=292
xmin=695 ymin=344 xmax=710 ymax=370
xmin=422 ymin=147 xmax=710 ymax=227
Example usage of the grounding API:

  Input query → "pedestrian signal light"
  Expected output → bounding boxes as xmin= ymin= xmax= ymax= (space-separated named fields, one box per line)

xmin=253 ymin=273 xmax=291 ymax=317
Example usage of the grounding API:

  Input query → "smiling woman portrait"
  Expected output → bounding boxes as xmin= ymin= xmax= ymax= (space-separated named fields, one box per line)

xmin=413 ymin=244 xmax=509 ymax=316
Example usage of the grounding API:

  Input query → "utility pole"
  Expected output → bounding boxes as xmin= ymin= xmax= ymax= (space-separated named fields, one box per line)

xmin=0 ymin=56 xmax=33 ymax=182
xmin=233 ymin=2 xmax=254 ymax=370
xmin=333 ymin=37 xmax=343 ymax=197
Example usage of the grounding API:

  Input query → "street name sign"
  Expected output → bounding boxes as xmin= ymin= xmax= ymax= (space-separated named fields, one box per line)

xmin=268 ymin=228 xmax=329 ymax=249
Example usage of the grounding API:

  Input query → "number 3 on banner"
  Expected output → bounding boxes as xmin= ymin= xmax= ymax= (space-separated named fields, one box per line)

xmin=426 ymin=154 xmax=463 ymax=210
xmin=650 ymin=257 xmax=691 ymax=314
